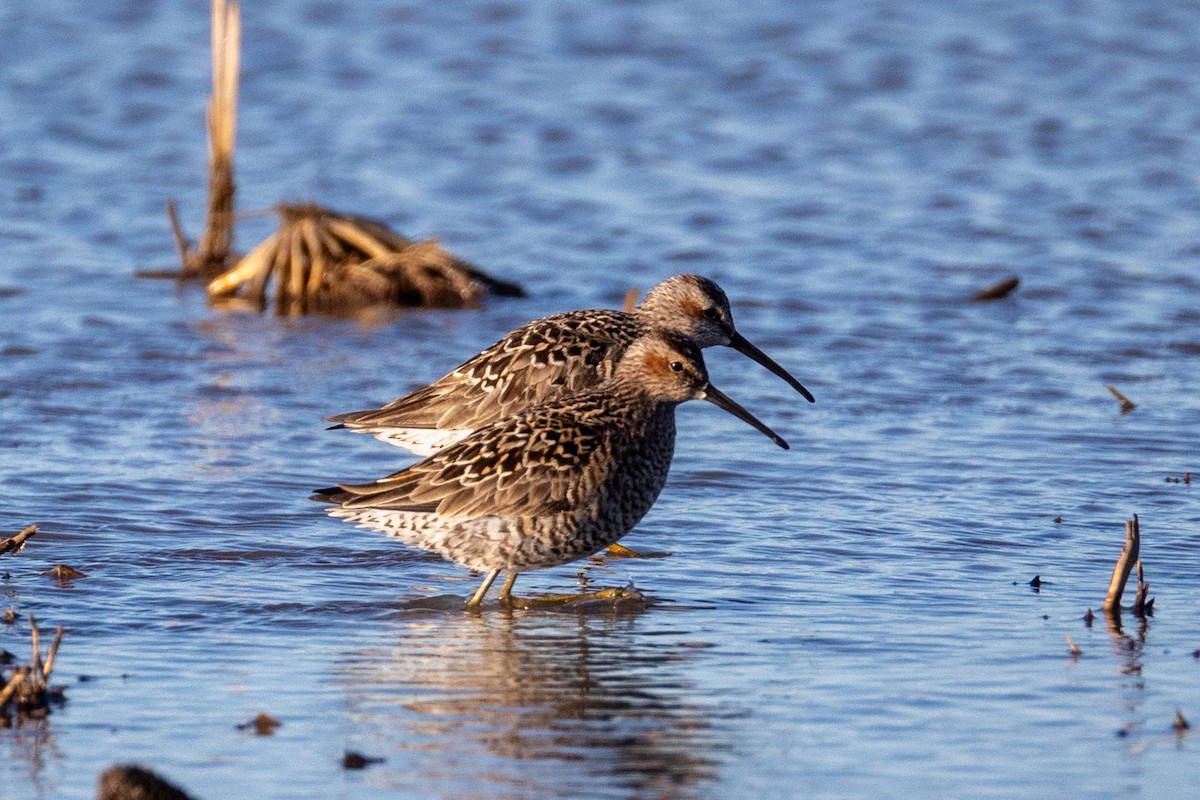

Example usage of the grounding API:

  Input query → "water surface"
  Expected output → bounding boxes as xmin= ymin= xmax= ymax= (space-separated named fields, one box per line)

xmin=3 ymin=1 xmax=1199 ymax=798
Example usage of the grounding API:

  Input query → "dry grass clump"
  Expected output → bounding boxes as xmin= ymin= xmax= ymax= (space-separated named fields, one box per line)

xmin=1 ymin=615 xmax=66 ymax=726
xmin=206 ymin=204 xmax=525 ymax=316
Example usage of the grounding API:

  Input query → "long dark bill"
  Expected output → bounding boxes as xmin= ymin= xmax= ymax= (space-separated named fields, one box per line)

xmin=702 ymin=383 xmax=790 ymax=450
xmin=727 ymin=330 xmax=815 ymax=403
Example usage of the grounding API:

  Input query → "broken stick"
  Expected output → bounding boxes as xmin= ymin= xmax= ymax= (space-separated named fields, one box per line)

xmin=0 ymin=525 xmax=37 ymax=557
xmin=1103 ymin=515 xmax=1139 ymax=613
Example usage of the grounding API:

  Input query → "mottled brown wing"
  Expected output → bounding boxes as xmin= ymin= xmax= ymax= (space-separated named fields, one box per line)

xmin=328 ymin=310 xmax=639 ymax=431
xmin=335 ymin=399 xmax=615 ymax=519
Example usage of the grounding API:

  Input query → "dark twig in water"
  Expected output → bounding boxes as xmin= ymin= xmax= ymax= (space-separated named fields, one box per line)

xmin=970 ymin=275 xmax=1020 ymax=302
xmin=1104 ymin=515 xmax=1140 ymax=615
xmin=342 ymin=751 xmax=385 ymax=770
xmin=1131 ymin=559 xmax=1152 ymax=616
xmin=1176 ymin=709 xmax=1192 ymax=733
xmin=1105 ymin=384 xmax=1136 ymax=414
xmin=0 ymin=525 xmax=36 ymax=557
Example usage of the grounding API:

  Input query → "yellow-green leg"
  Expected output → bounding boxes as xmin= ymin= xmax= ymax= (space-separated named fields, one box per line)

xmin=466 ymin=569 xmax=500 ymax=608
xmin=498 ymin=573 xmax=519 ymax=605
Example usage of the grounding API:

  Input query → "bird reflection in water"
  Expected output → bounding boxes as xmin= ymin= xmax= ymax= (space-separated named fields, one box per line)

xmin=336 ymin=603 xmax=728 ymax=799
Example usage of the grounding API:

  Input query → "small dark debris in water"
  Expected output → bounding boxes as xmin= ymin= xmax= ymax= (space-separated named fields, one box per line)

xmin=3 ymin=609 xmax=15 ymax=625
xmin=1054 ymin=515 xmax=1063 ymax=524
xmin=1165 ymin=472 xmax=1192 ymax=484
xmin=1175 ymin=709 xmax=1191 ymax=732
xmin=342 ymin=751 xmax=385 ymax=770
xmin=78 ymin=674 xmax=94 ymax=683
xmin=1029 ymin=575 xmax=1042 ymax=588
xmin=970 ymin=275 xmax=1020 ymax=302
xmin=1064 ymin=634 xmax=1082 ymax=656
xmin=1042 ymin=614 xmax=1049 ymax=620
xmin=238 ymin=711 xmax=281 ymax=735
xmin=1105 ymin=384 xmax=1136 ymax=414
xmin=1116 ymin=725 xmax=1131 ymax=738
xmin=97 ymin=764 xmax=196 ymax=800
xmin=0 ymin=524 xmax=37 ymax=557
xmin=1083 ymin=609 xmax=1095 ymax=627
xmin=1192 ymin=649 xmax=1200 ymax=659
xmin=44 ymin=564 xmax=86 ymax=583
xmin=0 ymin=649 xmax=13 ymax=665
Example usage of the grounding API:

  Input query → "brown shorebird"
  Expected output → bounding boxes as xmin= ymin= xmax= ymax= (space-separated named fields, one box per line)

xmin=312 ymin=329 xmax=789 ymax=607
xmin=327 ymin=274 xmax=813 ymax=455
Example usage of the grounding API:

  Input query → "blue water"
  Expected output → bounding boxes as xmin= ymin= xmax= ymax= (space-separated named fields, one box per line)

xmin=3 ymin=1 xmax=1200 ymax=798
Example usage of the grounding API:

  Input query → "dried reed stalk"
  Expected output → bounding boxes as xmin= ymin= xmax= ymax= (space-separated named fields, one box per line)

xmin=196 ymin=0 xmax=240 ymax=275
xmin=161 ymin=0 xmax=240 ymax=280
xmin=1104 ymin=515 xmax=1139 ymax=613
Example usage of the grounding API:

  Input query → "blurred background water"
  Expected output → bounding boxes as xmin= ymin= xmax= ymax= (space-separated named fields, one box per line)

xmin=2 ymin=0 xmax=1199 ymax=797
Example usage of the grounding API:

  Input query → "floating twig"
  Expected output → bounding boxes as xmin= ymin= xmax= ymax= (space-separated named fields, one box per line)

xmin=970 ymin=275 xmax=1020 ymax=302
xmin=1105 ymin=384 xmax=1136 ymax=414
xmin=0 ymin=525 xmax=36 ymax=557
xmin=1176 ymin=709 xmax=1192 ymax=733
xmin=1064 ymin=634 xmax=1082 ymax=656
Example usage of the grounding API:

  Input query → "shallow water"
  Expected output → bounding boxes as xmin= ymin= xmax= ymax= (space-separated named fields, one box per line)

xmin=3 ymin=0 xmax=1200 ymax=797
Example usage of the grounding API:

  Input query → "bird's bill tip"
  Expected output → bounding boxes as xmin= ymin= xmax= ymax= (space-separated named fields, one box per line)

xmin=727 ymin=330 xmax=815 ymax=403
xmin=701 ymin=384 xmax=790 ymax=449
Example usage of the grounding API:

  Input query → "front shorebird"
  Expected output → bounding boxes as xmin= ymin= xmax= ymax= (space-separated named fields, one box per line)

xmin=313 ymin=329 xmax=789 ymax=608
xmin=327 ymin=274 xmax=813 ymax=456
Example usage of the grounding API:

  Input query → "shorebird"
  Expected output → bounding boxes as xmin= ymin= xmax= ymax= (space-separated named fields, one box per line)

xmin=313 ymin=329 xmax=789 ymax=608
xmin=327 ymin=274 xmax=813 ymax=456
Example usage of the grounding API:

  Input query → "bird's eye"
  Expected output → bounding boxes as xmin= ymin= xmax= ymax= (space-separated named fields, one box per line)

xmin=669 ymin=361 xmax=684 ymax=372
xmin=702 ymin=307 xmax=721 ymax=321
